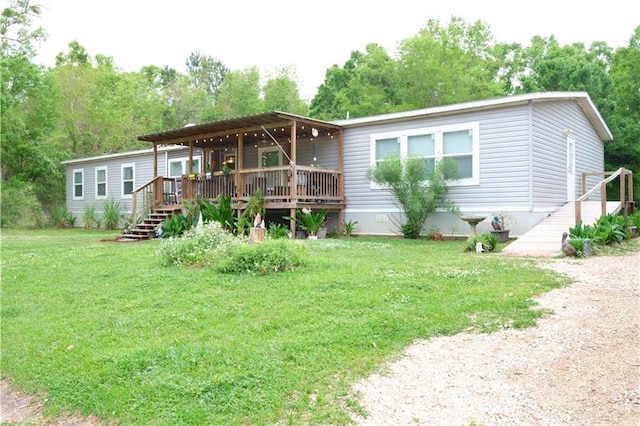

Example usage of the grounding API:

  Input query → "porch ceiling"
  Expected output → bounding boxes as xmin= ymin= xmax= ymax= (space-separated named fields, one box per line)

xmin=137 ymin=111 xmax=342 ymax=149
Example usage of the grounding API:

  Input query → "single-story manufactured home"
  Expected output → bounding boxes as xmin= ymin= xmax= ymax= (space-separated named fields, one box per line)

xmin=62 ymin=91 xmax=619 ymax=238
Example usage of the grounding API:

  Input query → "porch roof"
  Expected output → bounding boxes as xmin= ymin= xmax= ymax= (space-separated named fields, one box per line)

xmin=137 ymin=111 xmax=342 ymax=148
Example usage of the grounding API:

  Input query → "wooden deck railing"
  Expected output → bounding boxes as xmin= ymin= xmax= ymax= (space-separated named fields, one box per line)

xmin=180 ymin=166 xmax=343 ymax=205
xmin=575 ymin=168 xmax=634 ymax=223
xmin=131 ymin=176 xmax=177 ymax=225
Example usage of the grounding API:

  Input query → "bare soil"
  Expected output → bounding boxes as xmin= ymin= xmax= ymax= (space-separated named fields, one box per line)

xmin=2 ymin=250 xmax=639 ymax=425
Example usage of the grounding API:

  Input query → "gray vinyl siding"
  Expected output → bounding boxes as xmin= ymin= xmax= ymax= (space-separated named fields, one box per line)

xmin=572 ymin=104 xmax=605 ymax=195
xmin=343 ymin=104 xmax=533 ymax=213
xmin=64 ymin=149 xmax=168 ymax=222
xmin=531 ymin=100 xmax=604 ymax=206
xmin=239 ymin=137 xmax=339 ymax=169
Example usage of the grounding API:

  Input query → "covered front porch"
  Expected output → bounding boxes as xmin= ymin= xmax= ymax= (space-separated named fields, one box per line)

xmin=133 ymin=112 xmax=346 ymax=235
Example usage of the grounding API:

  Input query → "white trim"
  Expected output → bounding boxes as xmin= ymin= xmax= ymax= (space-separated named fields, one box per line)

xmin=258 ymin=146 xmax=282 ymax=167
xmin=95 ymin=166 xmax=108 ymax=200
xmin=72 ymin=169 xmax=84 ymax=200
xmin=334 ymin=92 xmax=612 ymax=142
xmin=369 ymin=121 xmax=480 ymax=189
xmin=566 ymin=135 xmax=576 ymax=201
xmin=345 ymin=206 xmax=533 ymax=214
xmin=167 ymin=155 xmax=202 ymax=177
xmin=61 ymin=145 xmax=190 ymax=165
xmin=121 ymin=163 xmax=135 ymax=198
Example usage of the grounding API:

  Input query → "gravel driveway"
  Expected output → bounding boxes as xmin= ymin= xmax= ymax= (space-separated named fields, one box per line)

xmin=352 ymin=249 xmax=640 ymax=425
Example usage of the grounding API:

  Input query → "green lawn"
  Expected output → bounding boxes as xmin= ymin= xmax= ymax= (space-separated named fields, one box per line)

xmin=1 ymin=229 xmax=569 ymax=425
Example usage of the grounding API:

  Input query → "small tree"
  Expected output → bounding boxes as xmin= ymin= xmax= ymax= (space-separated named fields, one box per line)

xmin=366 ymin=154 xmax=458 ymax=238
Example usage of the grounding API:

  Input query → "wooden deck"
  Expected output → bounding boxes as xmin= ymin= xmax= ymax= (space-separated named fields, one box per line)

xmin=500 ymin=201 xmax=623 ymax=257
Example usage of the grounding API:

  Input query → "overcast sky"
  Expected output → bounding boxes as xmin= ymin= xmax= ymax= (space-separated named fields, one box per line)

xmin=33 ymin=0 xmax=639 ymax=100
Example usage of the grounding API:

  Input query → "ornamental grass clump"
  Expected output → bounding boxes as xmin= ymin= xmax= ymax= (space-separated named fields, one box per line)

xmin=157 ymin=221 xmax=237 ymax=266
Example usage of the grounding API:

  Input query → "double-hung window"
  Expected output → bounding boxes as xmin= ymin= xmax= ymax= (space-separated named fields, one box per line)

xmin=370 ymin=122 xmax=479 ymax=187
xmin=95 ymin=167 xmax=107 ymax=199
xmin=168 ymin=157 xmax=201 ymax=177
xmin=73 ymin=169 xmax=84 ymax=200
xmin=121 ymin=163 xmax=135 ymax=198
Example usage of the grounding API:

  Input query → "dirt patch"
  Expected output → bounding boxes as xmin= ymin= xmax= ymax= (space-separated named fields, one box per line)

xmin=99 ymin=236 xmax=141 ymax=243
xmin=0 ymin=379 xmax=100 ymax=425
xmin=352 ymin=249 xmax=640 ymax=425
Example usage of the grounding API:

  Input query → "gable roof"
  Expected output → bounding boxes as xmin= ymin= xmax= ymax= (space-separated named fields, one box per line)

xmin=332 ymin=92 xmax=613 ymax=141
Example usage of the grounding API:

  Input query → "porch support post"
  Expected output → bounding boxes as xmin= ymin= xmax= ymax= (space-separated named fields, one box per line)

xmin=337 ymin=129 xmax=344 ymax=235
xmin=289 ymin=207 xmax=297 ymax=238
xmin=289 ymin=123 xmax=298 ymax=236
xmin=237 ymin=133 xmax=244 ymax=204
xmin=153 ymin=142 xmax=158 ymax=177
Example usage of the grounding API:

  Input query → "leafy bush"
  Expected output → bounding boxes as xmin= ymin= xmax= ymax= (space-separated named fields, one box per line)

xmin=159 ymin=214 xmax=192 ymax=238
xmin=235 ymin=216 xmax=251 ymax=236
xmin=565 ymin=237 xmax=593 ymax=257
xmin=627 ymin=210 xmax=640 ymax=229
xmin=569 ymin=220 xmax=600 ymax=242
xmin=267 ymin=222 xmax=290 ymax=239
xmin=286 ymin=208 xmax=327 ymax=236
xmin=343 ymin=219 xmax=358 ymax=236
xmin=1 ymin=180 xmax=46 ymax=228
xmin=156 ymin=221 xmax=236 ymax=266
xmin=83 ymin=205 xmax=98 ymax=229
xmin=366 ymin=154 xmax=458 ymax=239
xmin=465 ymin=233 xmax=498 ymax=252
xmin=48 ymin=204 xmax=76 ymax=228
xmin=593 ymin=213 xmax=627 ymax=245
xmin=102 ymin=198 xmax=122 ymax=230
xmin=213 ymin=240 xmax=306 ymax=275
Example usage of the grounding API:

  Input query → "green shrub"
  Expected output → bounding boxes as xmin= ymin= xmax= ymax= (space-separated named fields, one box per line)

xmin=156 ymin=221 xmax=236 ymax=267
xmin=593 ymin=213 xmax=626 ymax=245
xmin=83 ymin=205 xmax=98 ymax=229
xmin=0 ymin=180 xmax=45 ymax=228
xmin=465 ymin=233 xmax=498 ymax=252
xmin=627 ymin=210 xmax=640 ymax=229
xmin=102 ymin=198 xmax=121 ymax=230
xmin=267 ymin=222 xmax=290 ymax=239
xmin=565 ymin=237 xmax=594 ymax=257
xmin=343 ymin=219 xmax=358 ymax=236
xmin=569 ymin=220 xmax=600 ymax=242
xmin=48 ymin=204 xmax=76 ymax=228
xmin=159 ymin=214 xmax=192 ymax=238
xmin=214 ymin=240 xmax=306 ymax=275
xmin=366 ymin=155 xmax=458 ymax=239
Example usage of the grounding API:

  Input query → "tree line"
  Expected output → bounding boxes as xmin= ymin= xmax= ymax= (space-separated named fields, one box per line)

xmin=1 ymin=0 xmax=638 ymax=227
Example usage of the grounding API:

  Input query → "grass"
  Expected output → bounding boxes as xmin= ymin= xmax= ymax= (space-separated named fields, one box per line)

xmin=1 ymin=229 xmax=573 ymax=425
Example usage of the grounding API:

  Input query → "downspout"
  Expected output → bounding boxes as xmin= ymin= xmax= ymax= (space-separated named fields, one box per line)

xmin=527 ymin=101 xmax=534 ymax=212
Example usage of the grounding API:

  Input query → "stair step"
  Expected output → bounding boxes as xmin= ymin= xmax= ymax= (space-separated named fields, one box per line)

xmin=126 ymin=206 xmax=183 ymax=240
xmin=121 ymin=233 xmax=150 ymax=240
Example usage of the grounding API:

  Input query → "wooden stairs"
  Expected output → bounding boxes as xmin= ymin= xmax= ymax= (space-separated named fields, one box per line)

xmin=122 ymin=205 xmax=183 ymax=240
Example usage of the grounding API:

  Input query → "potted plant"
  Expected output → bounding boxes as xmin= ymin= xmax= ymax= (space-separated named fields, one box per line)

xmin=489 ymin=214 xmax=512 ymax=243
xmin=287 ymin=208 xmax=326 ymax=239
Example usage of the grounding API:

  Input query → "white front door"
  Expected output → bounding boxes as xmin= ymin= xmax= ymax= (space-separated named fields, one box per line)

xmin=566 ymin=136 xmax=576 ymax=201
